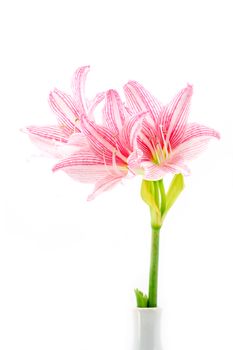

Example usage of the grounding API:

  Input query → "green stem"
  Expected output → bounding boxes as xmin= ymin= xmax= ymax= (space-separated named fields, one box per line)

xmin=152 ymin=180 xmax=160 ymax=207
xmin=148 ymin=226 xmax=160 ymax=307
xmin=158 ymin=179 xmax=166 ymax=216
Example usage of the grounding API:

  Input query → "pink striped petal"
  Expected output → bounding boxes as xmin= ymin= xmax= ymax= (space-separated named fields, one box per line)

xmin=23 ymin=125 xmax=68 ymax=143
xmin=87 ymin=174 xmax=124 ymax=201
xmin=49 ymin=89 xmax=80 ymax=134
xmin=141 ymin=162 xmax=170 ymax=180
xmin=162 ymin=85 xmax=193 ymax=149
xmin=120 ymin=112 xmax=146 ymax=150
xmin=124 ymin=80 xmax=162 ymax=122
xmin=26 ymin=134 xmax=67 ymax=159
xmin=173 ymin=136 xmax=216 ymax=161
xmin=136 ymin=136 xmax=153 ymax=160
xmin=53 ymin=153 xmax=109 ymax=182
xmin=88 ymin=92 xmax=105 ymax=120
xmin=58 ymin=132 xmax=93 ymax=157
xmin=127 ymin=149 xmax=143 ymax=174
xmin=53 ymin=152 xmax=126 ymax=186
xmin=72 ymin=65 xmax=90 ymax=115
xmin=142 ymin=158 xmax=190 ymax=180
xmin=68 ymin=133 xmax=90 ymax=149
xmin=81 ymin=116 xmax=128 ymax=163
xmin=103 ymin=90 xmax=125 ymax=134
xmin=181 ymin=123 xmax=220 ymax=144
xmin=58 ymin=133 xmax=92 ymax=157
xmin=138 ymin=118 xmax=161 ymax=158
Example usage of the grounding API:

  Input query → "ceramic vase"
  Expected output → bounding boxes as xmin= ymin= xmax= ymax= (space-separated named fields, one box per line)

xmin=133 ymin=307 xmax=163 ymax=350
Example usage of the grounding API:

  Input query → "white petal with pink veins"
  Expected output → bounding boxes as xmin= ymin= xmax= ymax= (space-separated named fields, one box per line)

xmin=124 ymin=80 xmax=162 ymax=123
xmin=49 ymin=89 xmax=80 ymax=134
xmin=72 ymin=65 xmax=90 ymax=115
xmin=162 ymin=84 xmax=193 ymax=149
xmin=87 ymin=174 xmax=125 ymax=201
xmin=103 ymin=89 xmax=125 ymax=134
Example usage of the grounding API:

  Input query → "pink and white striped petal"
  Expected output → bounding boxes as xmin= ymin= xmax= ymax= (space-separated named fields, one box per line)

xmin=124 ymin=80 xmax=162 ymax=123
xmin=120 ymin=112 xmax=146 ymax=150
xmin=173 ymin=136 xmax=216 ymax=162
xmin=58 ymin=133 xmax=91 ymax=157
xmin=49 ymin=89 xmax=80 ymax=134
xmin=53 ymin=152 xmax=113 ymax=182
xmin=136 ymin=136 xmax=153 ymax=160
xmin=127 ymin=149 xmax=143 ymax=175
xmin=81 ymin=116 xmax=127 ymax=163
xmin=138 ymin=118 xmax=161 ymax=158
xmin=23 ymin=125 xmax=68 ymax=143
xmin=72 ymin=65 xmax=90 ymax=115
xmin=103 ymin=89 xmax=125 ymax=134
xmin=88 ymin=92 xmax=105 ymax=120
xmin=87 ymin=174 xmax=125 ymax=201
xmin=181 ymin=123 xmax=220 ymax=144
xmin=142 ymin=158 xmax=190 ymax=181
xmin=161 ymin=85 xmax=193 ymax=149
xmin=26 ymin=134 xmax=68 ymax=159
xmin=68 ymin=133 xmax=90 ymax=150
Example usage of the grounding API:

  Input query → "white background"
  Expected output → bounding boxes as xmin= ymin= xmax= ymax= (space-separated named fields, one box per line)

xmin=0 ymin=0 xmax=233 ymax=349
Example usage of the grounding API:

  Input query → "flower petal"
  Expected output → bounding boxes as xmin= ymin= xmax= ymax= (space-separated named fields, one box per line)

xmin=53 ymin=151 xmax=126 ymax=187
xmin=81 ymin=116 xmax=127 ymax=163
xmin=120 ymin=112 xmax=146 ymax=150
xmin=124 ymin=80 xmax=162 ymax=123
xmin=173 ymin=136 xmax=216 ymax=161
xmin=49 ymin=89 xmax=80 ymax=134
xmin=138 ymin=118 xmax=161 ymax=160
xmin=161 ymin=84 xmax=193 ymax=149
xmin=142 ymin=158 xmax=190 ymax=180
xmin=72 ymin=65 xmax=90 ymax=115
xmin=88 ymin=92 xmax=105 ymax=120
xmin=26 ymin=134 xmax=67 ymax=158
xmin=58 ymin=133 xmax=91 ymax=157
xmin=23 ymin=125 xmax=68 ymax=143
xmin=87 ymin=174 xmax=124 ymax=201
xmin=127 ymin=149 xmax=143 ymax=174
xmin=68 ymin=133 xmax=90 ymax=149
xmin=103 ymin=89 xmax=125 ymax=134
xmin=53 ymin=152 xmax=109 ymax=182
xmin=181 ymin=123 xmax=220 ymax=143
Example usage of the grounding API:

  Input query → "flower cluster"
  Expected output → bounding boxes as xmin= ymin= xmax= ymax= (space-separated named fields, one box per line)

xmin=23 ymin=66 xmax=219 ymax=200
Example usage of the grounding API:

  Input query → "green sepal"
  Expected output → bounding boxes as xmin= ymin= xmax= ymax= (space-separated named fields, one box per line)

xmin=134 ymin=288 xmax=148 ymax=308
xmin=164 ymin=174 xmax=185 ymax=215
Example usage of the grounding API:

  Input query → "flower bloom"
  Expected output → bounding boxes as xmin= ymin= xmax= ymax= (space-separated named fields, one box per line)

xmin=22 ymin=66 xmax=104 ymax=158
xmin=53 ymin=89 xmax=145 ymax=200
xmin=124 ymin=81 xmax=220 ymax=180
xmin=23 ymin=66 xmax=220 ymax=199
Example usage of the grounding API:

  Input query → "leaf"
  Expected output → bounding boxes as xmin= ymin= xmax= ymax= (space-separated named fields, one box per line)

xmin=140 ymin=180 xmax=160 ymax=216
xmin=134 ymin=289 xmax=148 ymax=308
xmin=165 ymin=174 xmax=185 ymax=214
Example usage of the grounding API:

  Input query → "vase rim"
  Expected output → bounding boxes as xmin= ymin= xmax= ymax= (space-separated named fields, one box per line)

xmin=134 ymin=306 xmax=162 ymax=311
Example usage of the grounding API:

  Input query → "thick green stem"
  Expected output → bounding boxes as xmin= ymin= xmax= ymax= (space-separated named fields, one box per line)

xmin=148 ymin=226 xmax=160 ymax=307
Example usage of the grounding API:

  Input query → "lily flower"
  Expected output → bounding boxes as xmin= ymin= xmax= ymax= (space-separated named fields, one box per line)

xmin=22 ymin=66 xmax=104 ymax=158
xmin=124 ymin=81 xmax=220 ymax=180
xmin=53 ymin=89 xmax=146 ymax=200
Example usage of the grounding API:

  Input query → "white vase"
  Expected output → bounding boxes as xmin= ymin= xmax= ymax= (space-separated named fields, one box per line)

xmin=133 ymin=307 xmax=163 ymax=350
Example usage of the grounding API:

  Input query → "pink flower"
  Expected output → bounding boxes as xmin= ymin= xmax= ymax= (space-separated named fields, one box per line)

xmin=22 ymin=66 xmax=104 ymax=158
xmin=23 ymin=65 xmax=220 ymax=200
xmin=124 ymin=81 xmax=220 ymax=180
xmin=53 ymin=89 xmax=145 ymax=200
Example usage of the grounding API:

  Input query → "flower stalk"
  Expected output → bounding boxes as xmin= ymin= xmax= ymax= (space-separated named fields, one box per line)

xmin=136 ymin=176 xmax=184 ymax=307
xmin=148 ymin=225 xmax=160 ymax=307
